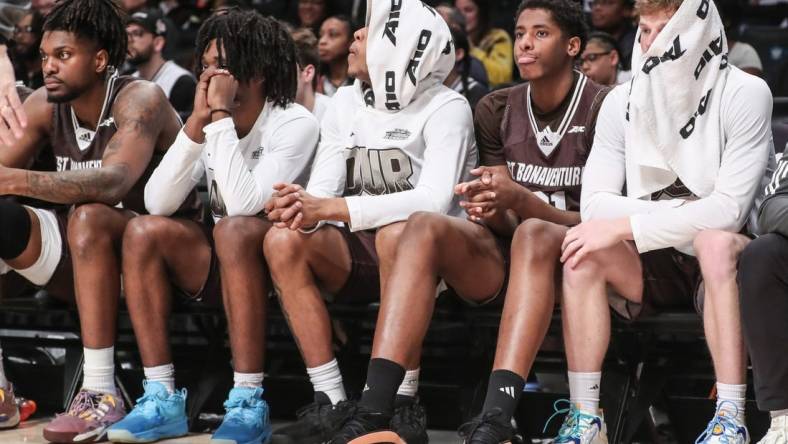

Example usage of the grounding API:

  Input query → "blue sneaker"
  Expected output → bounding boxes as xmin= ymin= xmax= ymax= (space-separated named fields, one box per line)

xmin=543 ymin=399 xmax=607 ymax=444
xmin=107 ymin=381 xmax=188 ymax=443
xmin=695 ymin=401 xmax=749 ymax=444
xmin=211 ymin=387 xmax=271 ymax=444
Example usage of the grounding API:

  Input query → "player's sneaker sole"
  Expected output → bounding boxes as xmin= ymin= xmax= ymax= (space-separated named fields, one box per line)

xmin=0 ymin=409 xmax=20 ymax=429
xmin=210 ymin=428 xmax=272 ymax=444
xmin=347 ymin=431 xmax=406 ymax=444
xmin=106 ymin=418 xmax=188 ymax=443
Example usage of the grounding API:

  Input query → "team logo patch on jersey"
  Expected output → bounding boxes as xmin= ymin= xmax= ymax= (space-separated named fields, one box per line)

xmin=567 ymin=126 xmax=586 ymax=134
xmin=99 ymin=117 xmax=115 ymax=128
xmin=252 ymin=147 xmax=263 ymax=160
xmin=384 ymin=129 xmax=411 ymax=140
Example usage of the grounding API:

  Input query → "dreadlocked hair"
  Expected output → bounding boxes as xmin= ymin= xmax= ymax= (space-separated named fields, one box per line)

xmin=196 ymin=8 xmax=297 ymax=107
xmin=43 ymin=0 xmax=127 ymax=72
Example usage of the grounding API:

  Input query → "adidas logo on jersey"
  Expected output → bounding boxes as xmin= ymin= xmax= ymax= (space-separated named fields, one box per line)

xmin=252 ymin=147 xmax=263 ymax=160
xmin=539 ymin=135 xmax=553 ymax=147
xmin=499 ymin=386 xmax=516 ymax=398
xmin=567 ymin=125 xmax=586 ymax=134
xmin=78 ymin=132 xmax=92 ymax=142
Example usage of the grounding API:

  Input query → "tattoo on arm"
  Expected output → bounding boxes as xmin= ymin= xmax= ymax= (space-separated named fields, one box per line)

xmin=19 ymin=82 xmax=165 ymax=205
xmin=24 ymin=163 xmax=131 ymax=205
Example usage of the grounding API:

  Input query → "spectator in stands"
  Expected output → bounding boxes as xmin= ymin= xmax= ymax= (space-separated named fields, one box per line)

xmin=556 ymin=0 xmax=773 ymax=442
xmin=740 ymin=152 xmax=788 ymax=443
xmin=436 ymin=2 xmax=491 ymax=87
xmin=109 ymin=10 xmax=318 ymax=444
xmin=718 ymin=0 xmax=764 ymax=76
xmin=297 ymin=0 xmax=335 ymax=34
xmin=262 ymin=1 xmax=475 ymax=442
xmin=121 ymin=0 xmax=147 ymax=14
xmin=10 ymin=10 xmax=44 ymax=89
xmin=318 ymin=14 xmax=352 ymax=96
xmin=339 ymin=0 xmax=608 ymax=442
xmin=580 ymin=31 xmax=631 ymax=85
xmin=31 ymin=0 xmax=55 ymax=16
xmin=445 ymin=26 xmax=489 ymax=111
xmin=126 ymin=9 xmax=196 ymax=120
xmin=590 ymin=0 xmax=636 ymax=70
xmin=292 ymin=27 xmax=331 ymax=121
xmin=457 ymin=0 xmax=514 ymax=87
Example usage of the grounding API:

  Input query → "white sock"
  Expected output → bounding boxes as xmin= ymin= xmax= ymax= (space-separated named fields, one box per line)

xmin=568 ymin=371 xmax=601 ymax=415
xmin=771 ymin=409 xmax=788 ymax=419
xmin=82 ymin=347 xmax=116 ymax=395
xmin=0 ymin=344 xmax=8 ymax=389
xmin=144 ymin=363 xmax=176 ymax=394
xmin=716 ymin=382 xmax=746 ymax=422
xmin=234 ymin=371 xmax=264 ymax=389
xmin=396 ymin=368 xmax=420 ymax=399
xmin=307 ymin=359 xmax=346 ymax=405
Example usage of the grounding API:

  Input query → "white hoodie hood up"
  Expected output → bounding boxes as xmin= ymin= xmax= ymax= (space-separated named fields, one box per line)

xmin=305 ymin=0 xmax=478 ymax=231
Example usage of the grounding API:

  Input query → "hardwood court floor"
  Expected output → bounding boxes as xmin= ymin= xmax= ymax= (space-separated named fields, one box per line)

xmin=0 ymin=418 xmax=463 ymax=443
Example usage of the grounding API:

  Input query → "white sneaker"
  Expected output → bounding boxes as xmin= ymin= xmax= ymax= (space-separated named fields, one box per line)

xmin=696 ymin=402 xmax=750 ymax=444
xmin=758 ymin=415 xmax=788 ymax=444
xmin=543 ymin=400 xmax=607 ymax=444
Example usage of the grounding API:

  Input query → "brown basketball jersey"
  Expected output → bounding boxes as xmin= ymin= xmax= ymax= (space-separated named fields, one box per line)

xmin=475 ymin=72 xmax=609 ymax=212
xmin=50 ymin=75 xmax=198 ymax=216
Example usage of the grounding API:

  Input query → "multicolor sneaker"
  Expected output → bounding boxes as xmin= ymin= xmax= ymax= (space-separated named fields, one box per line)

xmin=390 ymin=398 xmax=428 ymax=444
xmin=43 ymin=388 xmax=126 ymax=443
xmin=0 ymin=384 xmax=20 ymax=429
xmin=543 ymin=399 xmax=607 ymax=444
xmin=107 ymin=381 xmax=188 ymax=443
xmin=328 ymin=405 xmax=403 ymax=444
xmin=696 ymin=402 xmax=749 ymax=444
xmin=210 ymin=386 xmax=272 ymax=444
xmin=757 ymin=415 xmax=788 ymax=444
xmin=458 ymin=408 xmax=523 ymax=444
xmin=271 ymin=393 xmax=355 ymax=444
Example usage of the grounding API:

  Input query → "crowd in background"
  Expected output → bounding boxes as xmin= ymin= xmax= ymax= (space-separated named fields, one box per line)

xmin=1 ymin=0 xmax=785 ymax=118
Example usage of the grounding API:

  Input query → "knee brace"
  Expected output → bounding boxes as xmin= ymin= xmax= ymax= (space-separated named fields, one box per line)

xmin=0 ymin=199 xmax=32 ymax=260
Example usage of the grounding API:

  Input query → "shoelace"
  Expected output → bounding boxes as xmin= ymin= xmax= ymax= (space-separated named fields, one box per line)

xmin=223 ymin=395 xmax=264 ymax=428
xmin=67 ymin=391 xmax=100 ymax=417
xmin=695 ymin=401 xmax=744 ymax=444
xmin=457 ymin=408 xmax=509 ymax=443
xmin=543 ymin=399 xmax=598 ymax=441
xmin=392 ymin=402 xmax=425 ymax=430
xmin=332 ymin=408 xmax=382 ymax=443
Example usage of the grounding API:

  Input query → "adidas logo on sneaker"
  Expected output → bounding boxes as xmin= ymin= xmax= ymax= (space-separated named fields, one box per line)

xmin=498 ymin=386 xmax=516 ymax=398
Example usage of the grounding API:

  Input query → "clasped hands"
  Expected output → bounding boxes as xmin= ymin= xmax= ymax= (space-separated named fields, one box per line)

xmin=456 ymin=166 xmax=630 ymax=268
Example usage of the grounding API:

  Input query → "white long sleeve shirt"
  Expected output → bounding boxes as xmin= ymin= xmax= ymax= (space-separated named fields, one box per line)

xmin=145 ymin=101 xmax=320 ymax=221
xmin=305 ymin=82 xmax=477 ymax=231
xmin=581 ymin=67 xmax=774 ymax=254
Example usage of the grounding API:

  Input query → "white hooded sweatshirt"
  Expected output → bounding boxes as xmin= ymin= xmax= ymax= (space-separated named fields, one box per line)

xmin=305 ymin=0 xmax=478 ymax=231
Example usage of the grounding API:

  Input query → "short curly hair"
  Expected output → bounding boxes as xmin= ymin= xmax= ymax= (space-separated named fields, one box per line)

xmin=516 ymin=0 xmax=589 ymax=56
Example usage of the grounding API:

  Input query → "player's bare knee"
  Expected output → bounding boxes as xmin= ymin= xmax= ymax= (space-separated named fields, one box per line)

xmin=263 ymin=226 xmax=305 ymax=269
xmin=562 ymin=253 xmax=604 ymax=290
xmin=694 ymin=230 xmax=741 ymax=282
xmin=513 ymin=219 xmax=562 ymax=262
xmin=402 ymin=211 xmax=448 ymax=247
xmin=375 ymin=221 xmax=406 ymax=260
xmin=67 ymin=203 xmax=117 ymax=256
xmin=122 ymin=215 xmax=168 ymax=256
xmin=214 ymin=216 xmax=269 ymax=259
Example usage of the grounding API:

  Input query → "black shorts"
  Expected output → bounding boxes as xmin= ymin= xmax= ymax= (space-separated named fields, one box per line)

xmin=173 ymin=222 xmax=222 ymax=307
xmin=334 ymin=225 xmax=381 ymax=303
xmin=611 ymin=247 xmax=702 ymax=320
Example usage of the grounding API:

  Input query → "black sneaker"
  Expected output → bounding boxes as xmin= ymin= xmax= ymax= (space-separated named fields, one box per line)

xmin=328 ymin=405 xmax=403 ymax=444
xmin=272 ymin=393 xmax=355 ymax=444
xmin=458 ymin=408 xmax=523 ymax=444
xmin=390 ymin=398 xmax=428 ymax=444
